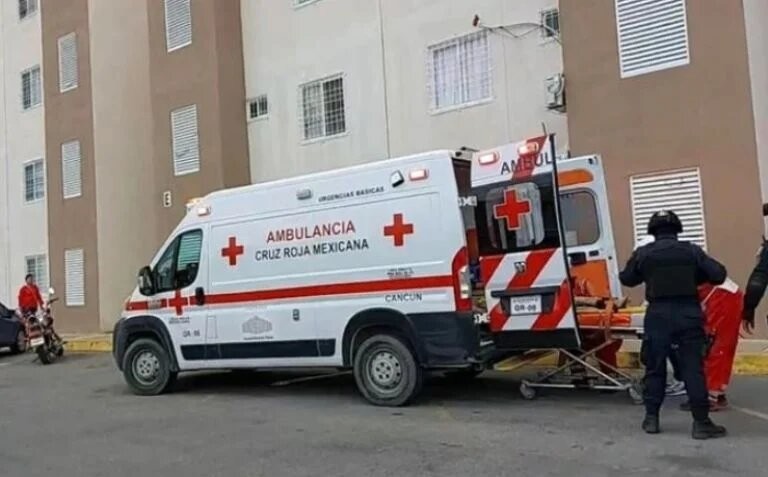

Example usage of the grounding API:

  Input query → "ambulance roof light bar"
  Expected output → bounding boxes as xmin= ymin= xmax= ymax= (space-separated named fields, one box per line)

xmin=477 ymin=151 xmax=499 ymax=165
xmin=409 ymin=168 xmax=429 ymax=181
xmin=518 ymin=141 xmax=540 ymax=156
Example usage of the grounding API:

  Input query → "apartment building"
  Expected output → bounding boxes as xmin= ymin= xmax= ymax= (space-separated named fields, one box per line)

xmin=0 ymin=0 xmax=48 ymax=306
xmin=561 ymin=0 xmax=768 ymax=331
xmin=41 ymin=0 xmax=249 ymax=333
xmin=242 ymin=0 xmax=567 ymax=182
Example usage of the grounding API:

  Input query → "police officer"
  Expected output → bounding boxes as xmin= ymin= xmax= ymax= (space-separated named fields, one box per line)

xmin=741 ymin=203 xmax=768 ymax=334
xmin=620 ymin=210 xmax=727 ymax=439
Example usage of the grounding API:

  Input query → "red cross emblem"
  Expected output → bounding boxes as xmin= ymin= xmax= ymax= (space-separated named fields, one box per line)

xmin=493 ymin=189 xmax=531 ymax=231
xmin=383 ymin=213 xmax=414 ymax=247
xmin=168 ymin=289 xmax=188 ymax=316
xmin=221 ymin=236 xmax=244 ymax=266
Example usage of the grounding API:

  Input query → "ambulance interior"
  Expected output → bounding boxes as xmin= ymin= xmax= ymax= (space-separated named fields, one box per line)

xmin=451 ymin=153 xmax=645 ymax=401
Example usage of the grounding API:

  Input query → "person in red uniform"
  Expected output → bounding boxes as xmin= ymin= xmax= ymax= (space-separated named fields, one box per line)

xmin=679 ymin=278 xmax=746 ymax=411
xmin=18 ymin=274 xmax=44 ymax=317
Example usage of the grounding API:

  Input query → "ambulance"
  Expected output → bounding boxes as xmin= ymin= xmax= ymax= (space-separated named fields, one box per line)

xmin=113 ymin=134 xmax=621 ymax=406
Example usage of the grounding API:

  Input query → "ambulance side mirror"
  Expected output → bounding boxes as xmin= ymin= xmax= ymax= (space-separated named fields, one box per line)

xmin=138 ymin=266 xmax=155 ymax=296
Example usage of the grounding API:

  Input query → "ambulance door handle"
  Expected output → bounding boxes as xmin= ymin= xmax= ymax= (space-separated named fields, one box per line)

xmin=194 ymin=287 xmax=206 ymax=306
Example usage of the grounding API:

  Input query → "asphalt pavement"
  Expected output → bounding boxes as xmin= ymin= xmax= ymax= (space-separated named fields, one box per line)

xmin=1 ymin=350 xmax=767 ymax=477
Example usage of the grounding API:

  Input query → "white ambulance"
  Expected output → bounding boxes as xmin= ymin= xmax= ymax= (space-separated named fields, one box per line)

xmin=114 ymin=150 xmax=477 ymax=406
xmin=113 ymin=134 xmax=621 ymax=406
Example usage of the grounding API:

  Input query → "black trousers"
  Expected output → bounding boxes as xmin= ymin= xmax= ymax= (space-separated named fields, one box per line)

xmin=642 ymin=302 xmax=709 ymax=421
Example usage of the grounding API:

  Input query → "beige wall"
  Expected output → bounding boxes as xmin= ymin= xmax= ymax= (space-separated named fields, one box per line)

xmin=88 ymin=0 xmax=157 ymax=330
xmin=41 ymin=0 xmax=100 ymax=333
xmin=43 ymin=0 xmax=249 ymax=332
xmin=561 ymin=0 xmax=765 ymax=335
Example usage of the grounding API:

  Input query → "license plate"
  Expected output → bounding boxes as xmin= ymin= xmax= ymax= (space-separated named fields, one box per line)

xmin=508 ymin=295 xmax=542 ymax=316
xmin=30 ymin=338 xmax=44 ymax=347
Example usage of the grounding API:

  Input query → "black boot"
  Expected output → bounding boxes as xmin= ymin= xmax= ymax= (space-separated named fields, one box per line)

xmin=642 ymin=414 xmax=660 ymax=434
xmin=692 ymin=419 xmax=727 ymax=440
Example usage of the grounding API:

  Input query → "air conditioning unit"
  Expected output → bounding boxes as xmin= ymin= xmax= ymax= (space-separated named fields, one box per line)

xmin=545 ymin=73 xmax=566 ymax=112
xmin=162 ymin=191 xmax=172 ymax=208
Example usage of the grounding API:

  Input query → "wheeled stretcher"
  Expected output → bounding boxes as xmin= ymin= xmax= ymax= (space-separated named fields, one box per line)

xmin=492 ymin=305 xmax=646 ymax=404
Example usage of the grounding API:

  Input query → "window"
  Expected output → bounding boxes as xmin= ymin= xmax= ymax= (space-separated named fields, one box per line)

xmin=171 ymin=104 xmax=200 ymax=176
xmin=65 ymin=248 xmax=85 ymax=306
xmin=475 ymin=177 xmax=560 ymax=256
xmin=299 ymin=75 xmax=346 ymax=141
xmin=428 ymin=30 xmax=491 ymax=112
xmin=164 ymin=0 xmax=192 ymax=52
xmin=247 ymin=95 xmax=268 ymax=120
xmin=58 ymin=33 xmax=78 ymax=92
xmin=25 ymin=254 xmax=48 ymax=291
xmin=541 ymin=9 xmax=560 ymax=38
xmin=154 ymin=230 xmax=203 ymax=293
xmin=615 ymin=0 xmax=690 ymax=78
xmin=62 ymin=140 xmax=82 ymax=199
xmin=24 ymin=159 xmax=45 ymax=203
xmin=630 ymin=168 xmax=706 ymax=249
xmin=560 ymin=191 xmax=600 ymax=246
xmin=19 ymin=0 xmax=38 ymax=20
xmin=21 ymin=66 xmax=42 ymax=110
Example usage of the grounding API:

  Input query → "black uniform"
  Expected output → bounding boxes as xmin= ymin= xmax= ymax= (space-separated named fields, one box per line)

xmin=620 ymin=235 xmax=726 ymax=422
xmin=742 ymin=239 xmax=768 ymax=326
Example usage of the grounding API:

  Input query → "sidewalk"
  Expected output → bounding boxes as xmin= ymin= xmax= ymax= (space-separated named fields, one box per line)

xmin=63 ymin=333 xmax=768 ymax=375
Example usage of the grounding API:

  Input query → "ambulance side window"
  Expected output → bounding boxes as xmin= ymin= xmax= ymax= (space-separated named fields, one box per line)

xmin=560 ymin=191 xmax=600 ymax=246
xmin=154 ymin=229 xmax=203 ymax=293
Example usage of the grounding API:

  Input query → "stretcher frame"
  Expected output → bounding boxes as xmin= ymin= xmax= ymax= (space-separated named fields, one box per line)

xmin=500 ymin=306 xmax=646 ymax=404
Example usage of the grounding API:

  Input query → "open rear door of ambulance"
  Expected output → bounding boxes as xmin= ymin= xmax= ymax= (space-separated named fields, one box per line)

xmin=471 ymin=135 xmax=580 ymax=350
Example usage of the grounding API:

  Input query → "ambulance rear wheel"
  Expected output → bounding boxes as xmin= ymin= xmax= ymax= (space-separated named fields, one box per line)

xmin=123 ymin=338 xmax=176 ymax=396
xmin=353 ymin=333 xmax=423 ymax=407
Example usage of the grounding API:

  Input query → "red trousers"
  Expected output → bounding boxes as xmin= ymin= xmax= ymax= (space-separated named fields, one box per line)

xmin=702 ymin=288 xmax=743 ymax=394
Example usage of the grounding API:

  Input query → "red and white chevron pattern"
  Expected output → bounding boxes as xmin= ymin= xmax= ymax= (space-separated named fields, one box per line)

xmin=481 ymin=248 xmax=576 ymax=333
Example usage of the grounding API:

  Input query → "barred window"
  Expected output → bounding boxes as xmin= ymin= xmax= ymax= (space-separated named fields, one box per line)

xmin=428 ymin=31 xmax=491 ymax=112
xmin=299 ymin=75 xmax=346 ymax=141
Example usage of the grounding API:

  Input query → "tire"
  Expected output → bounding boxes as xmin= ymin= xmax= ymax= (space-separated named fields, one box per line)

xmin=353 ymin=333 xmax=423 ymax=407
xmin=37 ymin=344 xmax=55 ymax=365
xmin=10 ymin=330 xmax=27 ymax=355
xmin=122 ymin=338 xmax=176 ymax=396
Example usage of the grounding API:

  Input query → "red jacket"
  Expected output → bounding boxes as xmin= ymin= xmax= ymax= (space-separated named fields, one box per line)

xmin=18 ymin=284 xmax=43 ymax=311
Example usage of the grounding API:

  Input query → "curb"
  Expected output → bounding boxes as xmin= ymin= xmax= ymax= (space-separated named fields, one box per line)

xmin=63 ymin=335 xmax=112 ymax=353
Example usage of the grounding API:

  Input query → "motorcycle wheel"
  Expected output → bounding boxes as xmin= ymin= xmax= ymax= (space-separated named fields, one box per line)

xmin=37 ymin=345 xmax=56 ymax=365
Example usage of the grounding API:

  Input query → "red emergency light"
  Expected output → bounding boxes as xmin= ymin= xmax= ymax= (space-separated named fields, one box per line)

xmin=409 ymin=169 xmax=429 ymax=181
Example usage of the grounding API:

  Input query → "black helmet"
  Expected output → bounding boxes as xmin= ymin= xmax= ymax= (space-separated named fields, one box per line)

xmin=647 ymin=210 xmax=683 ymax=236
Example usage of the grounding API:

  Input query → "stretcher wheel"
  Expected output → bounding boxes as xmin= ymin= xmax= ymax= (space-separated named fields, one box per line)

xmin=520 ymin=382 xmax=537 ymax=400
xmin=628 ymin=384 xmax=644 ymax=405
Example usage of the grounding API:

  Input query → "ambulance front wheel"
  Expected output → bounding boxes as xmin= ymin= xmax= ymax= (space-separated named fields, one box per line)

xmin=353 ymin=333 xmax=423 ymax=407
xmin=122 ymin=338 xmax=177 ymax=396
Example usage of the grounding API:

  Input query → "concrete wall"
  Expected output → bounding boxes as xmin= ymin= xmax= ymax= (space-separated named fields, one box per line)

xmin=88 ymin=0 xmax=157 ymax=330
xmin=0 ymin=2 xmax=48 ymax=305
xmin=242 ymin=0 xmax=566 ymax=182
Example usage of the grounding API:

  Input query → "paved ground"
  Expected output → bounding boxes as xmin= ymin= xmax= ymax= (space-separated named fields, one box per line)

xmin=1 ymin=350 xmax=767 ymax=477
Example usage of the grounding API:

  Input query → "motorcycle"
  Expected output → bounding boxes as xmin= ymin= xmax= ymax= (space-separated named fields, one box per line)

xmin=25 ymin=288 xmax=64 ymax=364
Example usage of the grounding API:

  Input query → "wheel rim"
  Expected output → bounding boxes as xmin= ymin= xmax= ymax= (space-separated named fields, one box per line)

xmin=365 ymin=348 xmax=404 ymax=395
xmin=132 ymin=350 xmax=161 ymax=385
